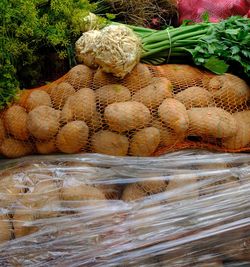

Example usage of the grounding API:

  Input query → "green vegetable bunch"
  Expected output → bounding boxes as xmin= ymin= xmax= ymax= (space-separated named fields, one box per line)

xmin=0 ymin=0 xmax=106 ymax=109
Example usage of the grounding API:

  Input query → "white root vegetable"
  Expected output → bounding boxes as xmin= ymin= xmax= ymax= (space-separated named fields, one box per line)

xmin=76 ymin=25 xmax=141 ymax=78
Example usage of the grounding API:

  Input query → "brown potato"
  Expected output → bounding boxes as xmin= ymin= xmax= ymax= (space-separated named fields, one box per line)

xmin=50 ymin=82 xmax=75 ymax=109
xmin=152 ymin=120 xmax=185 ymax=147
xmin=12 ymin=211 xmax=37 ymax=238
xmin=104 ymin=101 xmax=151 ymax=132
xmin=56 ymin=121 xmax=89 ymax=153
xmin=27 ymin=106 xmax=61 ymax=140
xmin=132 ymin=80 xmax=173 ymax=109
xmin=175 ymin=86 xmax=213 ymax=109
xmin=61 ymin=88 xmax=96 ymax=123
xmin=158 ymin=99 xmax=189 ymax=134
xmin=222 ymin=111 xmax=250 ymax=149
xmin=93 ymin=68 xmax=119 ymax=89
xmin=91 ymin=130 xmax=129 ymax=156
xmin=208 ymin=74 xmax=250 ymax=108
xmin=129 ymin=127 xmax=160 ymax=156
xmin=138 ymin=180 xmax=168 ymax=194
xmin=87 ymin=111 xmax=103 ymax=131
xmin=25 ymin=90 xmax=52 ymax=111
xmin=96 ymin=84 xmax=131 ymax=106
xmin=1 ymin=138 xmax=33 ymax=158
xmin=0 ymin=216 xmax=11 ymax=243
xmin=156 ymin=64 xmax=202 ymax=90
xmin=95 ymin=184 xmax=121 ymax=200
xmin=66 ymin=64 xmax=93 ymax=89
xmin=121 ymin=184 xmax=147 ymax=202
xmin=0 ymin=118 xmax=5 ymax=143
xmin=36 ymin=139 xmax=57 ymax=154
xmin=4 ymin=105 xmax=29 ymax=141
xmin=61 ymin=184 xmax=106 ymax=201
xmin=123 ymin=63 xmax=152 ymax=92
xmin=188 ymin=107 xmax=237 ymax=138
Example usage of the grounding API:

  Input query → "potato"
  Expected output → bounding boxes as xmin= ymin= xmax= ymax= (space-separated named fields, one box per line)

xmin=121 ymin=184 xmax=147 ymax=202
xmin=95 ymin=184 xmax=121 ymax=200
xmin=25 ymin=90 xmax=52 ymax=111
xmin=1 ymin=138 xmax=33 ymax=158
xmin=61 ymin=88 xmax=96 ymax=123
xmin=104 ymin=101 xmax=151 ymax=132
xmin=158 ymin=99 xmax=189 ymax=134
xmin=0 ymin=118 xmax=5 ymax=143
xmin=208 ymin=74 xmax=250 ymax=108
xmin=175 ymin=86 xmax=213 ymax=109
xmin=27 ymin=106 xmax=61 ymax=140
xmin=132 ymin=80 xmax=173 ymax=109
xmin=96 ymin=84 xmax=131 ymax=106
xmin=138 ymin=180 xmax=168 ymax=194
xmin=222 ymin=111 xmax=250 ymax=149
xmin=123 ymin=63 xmax=152 ymax=92
xmin=21 ymin=180 xmax=60 ymax=219
xmin=61 ymin=184 xmax=106 ymax=201
xmin=188 ymin=107 xmax=237 ymax=139
xmin=87 ymin=111 xmax=103 ymax=131
xmin=4 ymin=105 xmax=29 ymax=141
xmin=152 ymin=120 xmax=185 ymax=147
xmin=156 ymin=64 xmax=202 ymax=90
xmin=93 ymin=68 xmax=119 ymax=89
xmin=66 ymin=64 xmax=93 ymax=89
xmin=50 ymin=82 xmax=75 ymax=109
xmin=36 ymin=139 xmax=57 ymax=154
xmin=166 ymin=174 xmax=198 ymax=202
xmin=129 ymin=127 xmax=160 ymax=156
xmin=56 ymin=121 xmax=89 ymax=153
xmin=12 ymin=211 xmax=37 ymax=238
xmin=91 ymin=130 xmax=129 ymax=156
xmin=0 ymin=216 xmax=11 ymax=243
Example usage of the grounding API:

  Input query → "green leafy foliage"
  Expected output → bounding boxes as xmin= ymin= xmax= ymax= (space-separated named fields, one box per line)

xmin=192 ymin=16 xmax=250 ymax=77
xmin=0 ymin=0 xmax=104 ymax=109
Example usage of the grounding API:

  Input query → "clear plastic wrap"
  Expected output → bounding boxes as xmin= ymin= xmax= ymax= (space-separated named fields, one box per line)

xmin=0 ymin=150 xmax=250 ymax=266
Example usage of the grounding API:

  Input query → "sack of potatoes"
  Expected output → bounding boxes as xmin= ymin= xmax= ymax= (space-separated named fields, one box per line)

xmin=0 ymin=63 xmax=249 ymax=159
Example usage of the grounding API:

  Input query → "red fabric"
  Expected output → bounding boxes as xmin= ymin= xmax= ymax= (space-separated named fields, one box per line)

xmin=178 ymin=0 xmax=250 ymax=23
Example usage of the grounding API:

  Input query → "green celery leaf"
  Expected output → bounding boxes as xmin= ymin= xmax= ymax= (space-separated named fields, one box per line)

xmin=204 ymin=57 xmax=229 ymax=74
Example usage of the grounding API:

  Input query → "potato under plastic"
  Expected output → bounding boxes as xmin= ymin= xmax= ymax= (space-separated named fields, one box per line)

xmin=0 ymin=63 xmax=249 ymax=158
xmin=0 ymin=151 xmax=250 ymax=266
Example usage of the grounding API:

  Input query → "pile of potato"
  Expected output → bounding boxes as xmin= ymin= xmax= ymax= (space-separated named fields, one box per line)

xmin=0 ymin=63 xmax=249 ymax=158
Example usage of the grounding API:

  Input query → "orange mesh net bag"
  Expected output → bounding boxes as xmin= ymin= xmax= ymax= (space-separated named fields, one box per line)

xmin=0 ymin=63 xmax=249 ymax=158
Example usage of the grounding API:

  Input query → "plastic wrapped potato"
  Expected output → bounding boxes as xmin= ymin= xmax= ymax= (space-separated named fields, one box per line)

xmin=56 ymin=121 xmax=89 ymax=153
xmin=4 ymin=105 xmax=29 ymax=141
xmin=0 ymin=216 xmax=11 ymax=243
xmin=27 ymin=105 xmax=61 ymax=140
xmin=91 ymin=130 xmax=129 ymax=156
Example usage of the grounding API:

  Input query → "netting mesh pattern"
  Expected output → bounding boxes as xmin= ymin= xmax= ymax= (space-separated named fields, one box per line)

xmin=0 ymin=63 xmax=249 ymax=158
